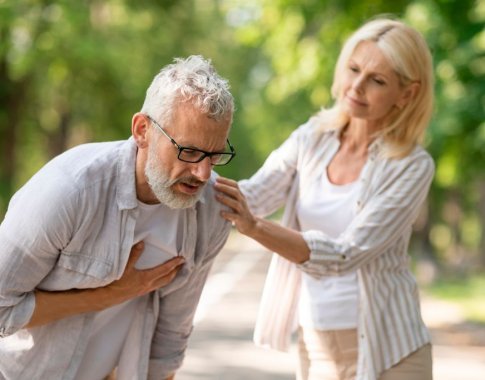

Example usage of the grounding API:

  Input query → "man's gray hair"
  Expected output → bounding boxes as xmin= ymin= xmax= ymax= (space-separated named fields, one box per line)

xmin=141 ymin=55 xmax=234 ymax=128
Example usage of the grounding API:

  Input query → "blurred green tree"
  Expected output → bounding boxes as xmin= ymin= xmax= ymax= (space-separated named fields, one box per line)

xmin=0 ymin=0 xmax=258 ymax=213
xmin=223 ymin=0 xmax=485 ymax=272
xmin=0 ymin=0 xmax=483 ymax=272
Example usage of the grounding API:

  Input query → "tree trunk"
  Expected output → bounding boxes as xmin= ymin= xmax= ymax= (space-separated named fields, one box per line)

xmin=0 ymin=55 xmax=28 ymax=216
xmin=47 ymin=110 xmax=71 ymax=158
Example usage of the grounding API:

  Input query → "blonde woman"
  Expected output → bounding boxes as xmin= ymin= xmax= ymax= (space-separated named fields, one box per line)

xmin=215 ymin=18 xmax=435 ymax=380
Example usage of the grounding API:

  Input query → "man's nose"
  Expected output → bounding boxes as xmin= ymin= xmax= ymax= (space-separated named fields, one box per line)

xmin=190 ymin=157 xmax=212 ymax=182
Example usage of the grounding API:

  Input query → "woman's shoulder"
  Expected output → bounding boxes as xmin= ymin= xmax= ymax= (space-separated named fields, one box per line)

xmin=400 ymin=145 xmax=435 ymax=170
xmin=376 ymin=144 xmax=435 ymax=179
xmin=294 ymin=109 xmax=343 ymax=141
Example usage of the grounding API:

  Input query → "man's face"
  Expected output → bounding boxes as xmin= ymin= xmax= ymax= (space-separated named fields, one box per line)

xmin=144 ymin=102 xmax=231 ymax=209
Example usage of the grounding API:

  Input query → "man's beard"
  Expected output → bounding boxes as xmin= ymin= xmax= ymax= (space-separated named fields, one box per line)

xmin=145 ymin=141 xmax=205 ymax=209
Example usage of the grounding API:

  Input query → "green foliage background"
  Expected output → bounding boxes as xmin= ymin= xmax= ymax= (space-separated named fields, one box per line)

xmin=0 ymin=0 xmax=484 ymax=273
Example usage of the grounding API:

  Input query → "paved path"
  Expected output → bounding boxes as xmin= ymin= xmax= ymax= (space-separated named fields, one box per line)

xmin=178 ymin=231 xmax=485 ymax=380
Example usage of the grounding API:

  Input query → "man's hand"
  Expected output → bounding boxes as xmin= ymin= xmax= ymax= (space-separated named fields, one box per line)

xmin=27 ymin=242 xmax=185 ymax=328
xmin=106 ymin=242 xmax=185 ymax=299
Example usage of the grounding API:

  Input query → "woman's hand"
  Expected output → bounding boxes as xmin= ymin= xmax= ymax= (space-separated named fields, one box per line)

xmin=215 ymin=176 xmax=310 ymax=264
xmin=214 ymin=177 xmax=258 ymax=236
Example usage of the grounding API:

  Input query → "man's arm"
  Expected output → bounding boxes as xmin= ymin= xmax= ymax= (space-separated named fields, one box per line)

xmin=26 ymin=243 xmax=185 ymax=328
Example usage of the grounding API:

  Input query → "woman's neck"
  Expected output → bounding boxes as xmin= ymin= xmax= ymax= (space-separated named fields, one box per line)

xmin=340 ymin=119 xmax=378 ymax=154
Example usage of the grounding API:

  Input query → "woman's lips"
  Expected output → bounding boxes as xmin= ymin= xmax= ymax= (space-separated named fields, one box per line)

xmin=346 ymin=95 xmax=367 ymax=107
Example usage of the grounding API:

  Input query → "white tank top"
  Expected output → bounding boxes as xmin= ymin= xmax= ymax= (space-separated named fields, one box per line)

xmin=297 ymin=169 xmax=361 ymax=330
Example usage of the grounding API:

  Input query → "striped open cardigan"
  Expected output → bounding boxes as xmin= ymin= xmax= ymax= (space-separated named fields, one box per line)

xmin=239 ymin=116 xmax=434 ymax=380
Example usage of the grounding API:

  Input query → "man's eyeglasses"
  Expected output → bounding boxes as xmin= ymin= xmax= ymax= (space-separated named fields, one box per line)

xmin=146 ymin=115 xmax=236 ymax=166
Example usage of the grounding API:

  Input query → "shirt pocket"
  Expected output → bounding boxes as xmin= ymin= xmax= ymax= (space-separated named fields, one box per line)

xmin=57 ymin=251 xmax=113 ymax=279
xmin=39 ymin=251 xmax=115 ymax=290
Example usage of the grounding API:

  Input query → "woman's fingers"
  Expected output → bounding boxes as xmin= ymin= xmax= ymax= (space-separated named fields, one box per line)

xmin=216 ymin=176 xmax=238 ymax=187
xmin=215 ymin=180 xmax=250 ymax=218
xmin=215 ymin=178 xmax=244 ymax=204
xmin=216 ymin=194 xmax=242 ymax=214
xmin=214 ymin=176 xmax=257 ymax=234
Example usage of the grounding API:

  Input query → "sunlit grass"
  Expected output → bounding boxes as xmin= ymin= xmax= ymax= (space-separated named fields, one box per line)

xmin=425 ymin=275 xmax=485 ymax=323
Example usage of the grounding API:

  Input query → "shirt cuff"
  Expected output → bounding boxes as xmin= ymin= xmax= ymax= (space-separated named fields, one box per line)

xmin=0 ymin=291 xmax=36 ymax=338
xmin=297 ymin=230 xmax=349 ymax=277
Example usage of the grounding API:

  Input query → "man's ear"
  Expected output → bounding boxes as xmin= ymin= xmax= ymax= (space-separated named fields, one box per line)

xmin=132 ymin=113 xmax=150 ymax=148
xmin=396 ymin=82 xmax=420 ymax=109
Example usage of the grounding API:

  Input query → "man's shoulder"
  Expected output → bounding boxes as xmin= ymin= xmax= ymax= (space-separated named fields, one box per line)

xmin=193 ymin=173 xmax=231 ymax=255
xmin=54 ymin=139 xmax=128 ymax=169
xmin=200 ymin=172 xmax=222 ymax=209
xmin=48 ymin=139 xmax=133 ymax=187
xmin=11 ymin=139 xmax=135 ymax=208
xmin=198 ymin=172 xmax=231 ymax=226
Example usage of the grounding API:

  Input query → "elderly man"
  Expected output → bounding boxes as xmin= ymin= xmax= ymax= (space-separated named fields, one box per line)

xmin=0 ymin=55 xmax=235 ymax=380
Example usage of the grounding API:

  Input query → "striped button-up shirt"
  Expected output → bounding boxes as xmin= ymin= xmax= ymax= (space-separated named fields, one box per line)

xmin=0 ymin=138 xmax=231 ymax=380
xmin=240 ymin=116 xmax=434 ymax=380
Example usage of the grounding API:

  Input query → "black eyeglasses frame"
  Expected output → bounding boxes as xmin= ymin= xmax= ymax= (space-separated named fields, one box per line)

xmin=145 ymin=114 xmax=236 ymax=166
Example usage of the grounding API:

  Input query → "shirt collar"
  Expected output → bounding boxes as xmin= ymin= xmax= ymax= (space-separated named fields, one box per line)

xmin=330 ymin=127 xmax=384 ymax=159
xmin=116 ymin=137 xmax=139 ymax=210
xmin=368 ymin=137 xmax=384 ymax=158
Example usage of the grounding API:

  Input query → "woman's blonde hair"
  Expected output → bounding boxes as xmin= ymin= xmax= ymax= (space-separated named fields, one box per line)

xmin=320 ymin=17 xmax=434 ymax=158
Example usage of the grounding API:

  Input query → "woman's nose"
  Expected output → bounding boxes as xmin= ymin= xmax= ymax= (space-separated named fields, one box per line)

xmin=352 ymin=75 xmax=365 ymax=93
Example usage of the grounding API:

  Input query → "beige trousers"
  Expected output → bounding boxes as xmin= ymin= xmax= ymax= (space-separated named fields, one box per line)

xmin=380 ymin=344 xmax=432 ymax=380
xmin=297 ymin=327 xmax=358 ymax=380
xmin=297 ymin=327 xmax=433 ymax=380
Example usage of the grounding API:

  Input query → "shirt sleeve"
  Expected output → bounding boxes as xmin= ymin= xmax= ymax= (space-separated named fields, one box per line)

xmin=239 ymin=123 xmax=311 ymax=217
xmin=0 ymin=169 xmax=78 ymax=337
xmin=298 ymin=151 xmax=435 ymax=277
xmin=147 ymin=212 xmax=231 ymax=379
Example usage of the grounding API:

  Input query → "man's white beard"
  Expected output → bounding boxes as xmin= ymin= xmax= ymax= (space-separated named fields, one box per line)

xmin=145 ymin=141 xmax=204 ymax=209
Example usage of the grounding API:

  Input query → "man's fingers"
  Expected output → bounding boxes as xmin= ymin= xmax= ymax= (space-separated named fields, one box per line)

xmin=143 ymin=256 xmax=185 ymax=277
xmin=142 ymin=257 xmax=185 ymax=289
xmin=157 ymin=268 xmax=180 ymax=286
xmin=126 ymin=242 xmax=145 ymax=266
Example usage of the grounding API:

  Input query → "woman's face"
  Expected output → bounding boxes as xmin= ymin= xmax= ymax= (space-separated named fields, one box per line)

xmin=340 ymin=41 xmax=411 ymax=124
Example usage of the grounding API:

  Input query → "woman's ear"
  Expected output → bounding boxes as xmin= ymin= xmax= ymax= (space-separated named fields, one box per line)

xmin=132 ymin=113 xmax=150 ymax=148
xmin=396 ymin=82 xmax=420 ymax=109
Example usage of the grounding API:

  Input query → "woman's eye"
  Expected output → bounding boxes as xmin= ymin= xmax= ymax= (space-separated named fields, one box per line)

xmin=349 ymin=66 xmax=359 ymax=73
xmin=373 ymin=78 xmax=385 ymax=85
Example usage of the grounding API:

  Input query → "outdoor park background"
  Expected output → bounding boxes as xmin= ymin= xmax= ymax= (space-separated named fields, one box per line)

xmin=0 ymin=0 xmax=484 ymax=375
